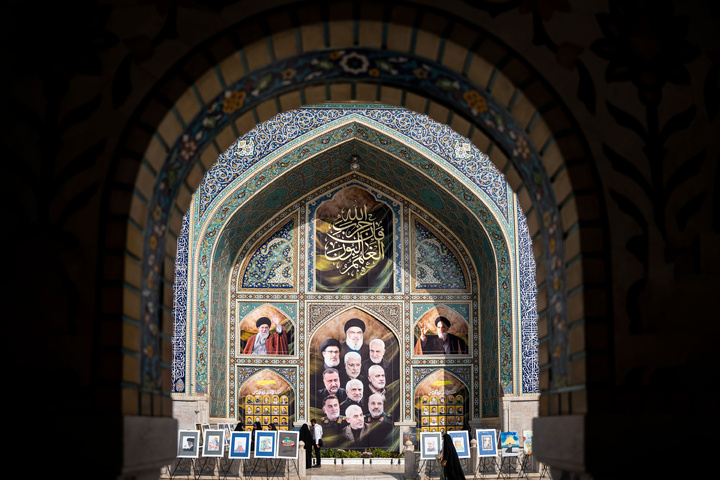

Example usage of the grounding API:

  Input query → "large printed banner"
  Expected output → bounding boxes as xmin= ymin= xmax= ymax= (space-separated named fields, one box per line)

xmin=309 ymin=308 xmax=399 ymax=449
xmin=415 ymin=369 xmax=468 ymax=434
xmin=315 ymin=186 xmax=394 ymax=293
xmin=239 ymin=370 xmax=293 ymax=430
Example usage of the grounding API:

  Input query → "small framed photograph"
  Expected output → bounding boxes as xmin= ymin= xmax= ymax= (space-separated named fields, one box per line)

xmin=202 ymin=429 xmax=226 ymax=457
xmin=276 ymin=430 xmax=299 ymax=459
xmin=254 ymin=430 xmax=278 ymax=458
xmin=229 ymin=431 xmax=251 ymax=459
xmin=420 ymin=431 xmax=442 ymax=460
xmin=476 ymin=429 xmax=498 ymax=457
xmin=177 ymin=430 xmax=200 ymax=458
xmin=522 ymin=430 xmax=533 ymax=455
xmin=500 ymin=431 xmax=520 ymax=457
xmin=448 ymin=430 xmax=470 ymax=459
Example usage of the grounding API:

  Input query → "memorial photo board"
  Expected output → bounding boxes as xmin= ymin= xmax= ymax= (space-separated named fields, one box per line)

xmin=177 ymin=430 xmax=200 ymax=458
xmin=229 ymin=431 xmax=251 ymax=459
xmin=476 ymin=429 xmax=497 ymax=457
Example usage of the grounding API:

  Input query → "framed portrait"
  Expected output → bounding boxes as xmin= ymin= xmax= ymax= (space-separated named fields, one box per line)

xmin=276 ymin=430 xmax=299 ymax=459
xmin=420 ymin=431 xmax=442 ymax=460
xmin=523 ymin=430 xmax=533 ymax=455
xmin=448 ymin=430 xmax=470 ymax=459
xmin=202 ymin=429 xmax=226 ymax=457
xmin=476 ymin=429 xmax=498 ymax=457
xmin=500 ymin=431 xmax=520 ymax=457
xmin=229 ymin=431 xmax=251 ymax=459
xmin=254 ymin=430 xmax=278 ymax=458
xmin=177 ymin=430 xmax=200 ymax=458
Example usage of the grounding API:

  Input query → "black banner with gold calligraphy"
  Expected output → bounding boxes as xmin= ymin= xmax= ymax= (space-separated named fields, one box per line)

xmin=315 ymin=187 xmax=393 ymax=293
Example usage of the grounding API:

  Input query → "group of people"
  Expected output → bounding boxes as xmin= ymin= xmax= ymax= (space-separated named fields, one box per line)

xmin=314 ymin=318 xmax=396 ymax=447
xmin=299 ymin=419 xmax=323 ymax=468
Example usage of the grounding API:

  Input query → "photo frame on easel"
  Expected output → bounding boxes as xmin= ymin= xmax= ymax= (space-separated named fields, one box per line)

xmin=229 ymin=431 xmax=251 ymax=459
xmin=202 ymin=429 xmax=226 ymax=457
xmin=420 ymin=431 xmax=442 ymax=460
xmin=500 ymin=431 xmax=520 ymax=457
xmin=476 ymin=429 xmax=498 ymax=457
xmin=254 ymin=430 xmax=278 ymax=458
xmin=448 ymin=430 xmax=470 ymax=459
xmin=276 ymin=430 xmax=299 ymax=459
xmin=177 ymin=430 xmax=200 ymax=458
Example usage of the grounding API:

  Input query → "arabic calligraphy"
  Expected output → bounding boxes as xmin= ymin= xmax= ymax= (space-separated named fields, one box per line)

xmin=325 ymin=204 xmax=385 ymax=278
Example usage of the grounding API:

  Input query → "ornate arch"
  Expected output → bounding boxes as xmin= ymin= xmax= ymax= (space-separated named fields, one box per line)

xmin=108 ymin=10 xmax=607 ymax=424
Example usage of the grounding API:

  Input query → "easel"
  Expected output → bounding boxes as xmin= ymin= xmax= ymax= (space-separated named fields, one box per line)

xmin=247 ymin=456 xmax=275 ymax=479
xmin=268 ymin=459 xmax=300 ymax=480
xmin=516 ymin=453 xmax=533 ymax=480
xmin=496 ymin=455 xmax=518 ymax=480
xmin=416 ymin=458 xmax=441 ymax=479
xmin=168 ymin=457 xmax=194 ymax=479
xmin=473 ymin=456 xmax=499 ymax=479
xmin=195 ymin=456 xmax=219 ymax=478
xmin=219 ymin=457 xmax=248 ymax=479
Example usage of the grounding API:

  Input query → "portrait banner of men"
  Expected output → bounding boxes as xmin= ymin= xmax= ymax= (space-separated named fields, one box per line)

xmin=413 ymin=306 xmax=469 ymax=355
xmin=239 ymin=305 xmax=294 ymax=355
xmin=314 ymin=186 xmax=394 ymax=293
xmin=308 ymin=307 xmax=400 ymax=450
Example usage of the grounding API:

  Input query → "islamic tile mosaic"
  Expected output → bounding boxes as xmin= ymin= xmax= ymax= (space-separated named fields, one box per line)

xmin=517 ymin=205 xmax=539 ymax=394
xmin=153 ymin=48 xmax=566 ymax=399
xmin=412 ymin=221 xmax=467 ymax=292
xmin=413 ymin=367 xmax=472 ymax=390
xmin=307 ymin=302 xmax=403 ymax=336
xmin=184 ymin=120 xmax=517 ymax=395
xmin=240 ymin=218 xmax=296 ymax=290
xmin=171 ymin=105 xmax=538 ymax=421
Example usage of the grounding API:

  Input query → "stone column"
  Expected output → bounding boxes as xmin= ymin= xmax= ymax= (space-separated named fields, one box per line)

xmin=404 ymin=440 xmax=415 ymax=479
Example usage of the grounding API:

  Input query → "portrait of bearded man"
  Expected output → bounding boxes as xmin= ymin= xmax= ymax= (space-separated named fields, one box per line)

xmin=243 ymin=316 xmax=289 ymax=355
xmin=414 ymin=316 xmax=467 ymax=355
xmin=361 ymin=338 xmax=393 ymax=382
xmin=340 ymin=318 xmax=370 ymax=361
xmin=339 ymin=351 xmax=365 ymax=386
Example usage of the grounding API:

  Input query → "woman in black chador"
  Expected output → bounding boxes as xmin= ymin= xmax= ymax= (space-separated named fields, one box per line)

xmin=440 ymin=433 xmax=466 ymax=480
xmin=299 ymin=424 xmax=314 ymax=468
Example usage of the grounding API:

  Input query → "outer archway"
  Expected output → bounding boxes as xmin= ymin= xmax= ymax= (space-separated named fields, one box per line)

xmin=106 ymin=7 xmax=610 ymax=477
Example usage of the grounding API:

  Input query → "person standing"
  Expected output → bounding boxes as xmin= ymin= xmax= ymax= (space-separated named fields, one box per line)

xmin=440 ymin=432 xmax=466 ymax=480
xmin=310 ymin=418 xmax=323 ymax=468
xmin=299 ymin=424 xmax=313 ymax=469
